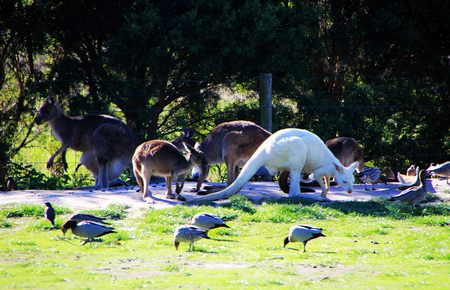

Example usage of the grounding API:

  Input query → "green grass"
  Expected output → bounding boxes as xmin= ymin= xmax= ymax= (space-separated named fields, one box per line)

xmin=0 ymin=199 xmax=448 ymax=289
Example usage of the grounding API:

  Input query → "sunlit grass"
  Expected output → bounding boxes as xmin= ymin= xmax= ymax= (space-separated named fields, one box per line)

xmin=0 ymin=199 xmax=448 ymax=289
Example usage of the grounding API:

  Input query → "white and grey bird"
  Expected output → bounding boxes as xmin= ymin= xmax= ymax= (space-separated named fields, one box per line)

xmin=69 ymin=213 xmax=109 ymax=225
xmin=397 ymin=166 xmax=421 ymax=190
xmin=44 ymin=202 xmax=56 ymax=227
xmin=61 ymin=219 xmax=116 ymax=245
xmin=397 ymin=165 xmax=420 ymax=185
xmin=427 ymin=161 xmax=450 ymax=184
xmin=406 ymin=165 xmax=416 ymax=176
xmin=283 ymin=225 xmax=326 ymax=252
xmin=190 ymin=213 xmax=230 ymax=230
xmin=390 ymin=169 xmax=427 ymax=205
xmin=358 ymin=167 xmax=381 ymax=190
xmin=173 ymin=225 xmax=210 ymax=251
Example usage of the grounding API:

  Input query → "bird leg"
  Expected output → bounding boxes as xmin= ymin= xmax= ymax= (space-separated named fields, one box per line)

xmin=303 ymin=242 xmax=307 ymax=252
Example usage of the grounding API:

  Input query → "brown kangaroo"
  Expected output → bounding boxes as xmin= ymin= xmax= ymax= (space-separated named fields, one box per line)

xmin=191 ymin=121 xmax=271 ymax=192
xmin=34 ymin=96 xmax=137 ymax=188
xmin=132 ymin=140 xmax=208 ymax=202
xmin=278 ymin=136 xmax=364 ymax=194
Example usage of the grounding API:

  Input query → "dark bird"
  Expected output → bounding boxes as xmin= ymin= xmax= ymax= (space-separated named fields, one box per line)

xmin=357 ymin=167 xmax=381 ymax=190
xmin=283 ymin=225 xmax=326 ymax=252
xmin=427 ymin=161 xmax=450 ymax=184
xmin=190 ymin=213 xmax=230 ymax=230
xmin=61 ymin=220 xmax=116 ymax=245
xmin=44 ymin=202 xmax=56 ymax=227
xmin=69 ymin=213 xmax=109 ymax=225
xmin=390 ymin=169 xmax=428 ymax=205
xmin=174 ymin=225 xmax=210 ymax=251
xmin=6 ymin=177 xmax=17 ymax=191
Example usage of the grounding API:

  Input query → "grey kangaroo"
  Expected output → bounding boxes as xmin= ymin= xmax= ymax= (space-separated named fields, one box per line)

xmin=189 ymin=121 xmax=271 ymax=192
xmin=34 ymin=96 xmax=137 ymax=188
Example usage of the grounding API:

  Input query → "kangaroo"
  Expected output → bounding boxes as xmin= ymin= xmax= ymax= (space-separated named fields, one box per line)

xmin=171 ymin=128 xmax=196 ymax=152
xmin=74 ymin=128 xmax=195 ymax=185
xmin=278 ymin=136 xmax=364 ymax=194
xmin=34 ymin=96 xmax=137 ymax=188
xmin=132 ymin=140 xmax=208 ymax=202
xmin=325 ymin=137 xmax=364 ymax=172
xmin=191 ymin=120 xmax=271 ymax=192
xmin=185 ymin=128 xmax=359 ymax=203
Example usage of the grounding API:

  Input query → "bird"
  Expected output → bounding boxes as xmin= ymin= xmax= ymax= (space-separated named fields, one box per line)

xmin=190 ymin=213 xmax=230 ymax=230
xmin=397 ymin=166 xmax=420 ymax=190
xmin=426 ymin=161 xmax=450 ymax=184
xmin=390 ymin=169 xmax=428 ymax=205
xmin=68 ymin=213 xmax=109 ymax=225
xmin=61 ymin=219 xmax=116 ymax=245
xmin=173 ymin=225 xmax=210 ymax=251
xmin=398 ymin=166 xmax=420 ymax=184
xmin=406 ymin=165 xmax=416 ymax=176
xmin=397 ymin=168 xmax=421 ymax=190
xmin=6 ymin=177 xmax=17 ymax=191
xmin=44 ymin=202 xmax=56 ymax=227
xmin=283 ymin=225 xmax=325 ymax=252
xmin=357 ymin=167 xmax=381 ymax=190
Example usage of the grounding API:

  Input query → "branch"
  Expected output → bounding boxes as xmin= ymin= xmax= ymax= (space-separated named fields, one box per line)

xmin=10 ymin=120 xmax=38 ymax=157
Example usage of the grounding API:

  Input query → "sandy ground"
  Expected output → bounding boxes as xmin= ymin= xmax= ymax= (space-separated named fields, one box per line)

xmin=1 ymin=178 xmax=448 ymax=214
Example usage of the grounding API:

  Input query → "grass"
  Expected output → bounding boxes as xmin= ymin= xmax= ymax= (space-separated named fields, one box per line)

xmin=0 ymin=199 xmax=448 ymax=289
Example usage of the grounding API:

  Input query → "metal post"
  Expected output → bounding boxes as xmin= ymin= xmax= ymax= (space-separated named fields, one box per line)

xmin=259 ymin=73 xmax=272 ymax=132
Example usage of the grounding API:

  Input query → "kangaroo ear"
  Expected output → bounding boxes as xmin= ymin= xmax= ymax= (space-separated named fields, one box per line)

xmin=348 ymin=161 xmax=359 ymax=172
xmin=182 ymin=141 xmax=195 ymax=153
xmin=333 ymin=162 xmax=343 ymax=173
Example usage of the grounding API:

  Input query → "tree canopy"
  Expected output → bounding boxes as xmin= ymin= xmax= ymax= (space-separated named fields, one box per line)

xmin=0 ymin=0 xmax=449 ymax=186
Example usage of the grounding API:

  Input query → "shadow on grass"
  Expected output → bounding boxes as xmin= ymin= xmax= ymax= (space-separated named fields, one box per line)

xmin=191 ymin=247 xmax=219 ymax=254
xmin=209 ymin=237 xmax=238 ymax=242
xmin=284 ymin=247 xmax=337 ymax=254
xmin=254 ymin=196 xmax=449 ymax=220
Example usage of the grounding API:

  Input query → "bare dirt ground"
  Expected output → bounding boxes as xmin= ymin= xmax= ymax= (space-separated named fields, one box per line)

xmin=1 ymin=178 xmax=448 ymax=215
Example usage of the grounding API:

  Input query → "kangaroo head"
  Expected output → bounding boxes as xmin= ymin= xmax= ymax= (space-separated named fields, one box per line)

xmin=34 ymin=96 xmax=61 ymax=125
xmin=333 ymin=161 xmax=359 ymax=194
xmin=172 ymin=128 xmax=196 ymax=153
xmin=183 ymin=142 xmax=208 ymax=167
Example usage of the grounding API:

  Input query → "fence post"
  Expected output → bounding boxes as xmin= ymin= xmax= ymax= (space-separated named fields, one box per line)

xmin=259 ymin=73 xmax=272 ymax=132
xmin=258 ymin=73 xmax=273 ymax=181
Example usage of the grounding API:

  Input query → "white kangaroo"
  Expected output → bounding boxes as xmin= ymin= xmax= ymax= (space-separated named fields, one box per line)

xmin=278 ymin=136 xmax=364 ymax=195
xmin=185 ymin=128 xmax=359 ymax=203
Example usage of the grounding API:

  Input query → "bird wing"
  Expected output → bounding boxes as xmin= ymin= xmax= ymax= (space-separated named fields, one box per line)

xmin=70 ymin=213 xmax=109 ymax=224
xmin=391 ymin=186 xmax=418 ymax=199
xmin=298 ymin=224 xmax=322 ymax=231
xmin=73 ymin=221 xmax=115 ymax=238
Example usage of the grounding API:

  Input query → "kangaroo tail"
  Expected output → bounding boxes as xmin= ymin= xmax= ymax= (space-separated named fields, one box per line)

xmin=186 ymin=152 xmax=265 ymax=204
